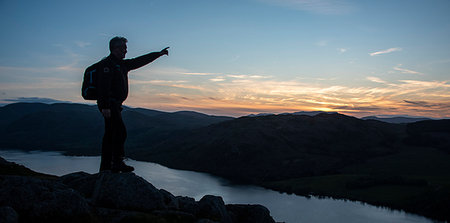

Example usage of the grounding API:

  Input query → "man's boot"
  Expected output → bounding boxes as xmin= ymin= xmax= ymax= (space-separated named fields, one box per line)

xmin=99 ymin=159 xmax=112 ymax=172
xmin=112 ymin=160 xmax=134 ymax=173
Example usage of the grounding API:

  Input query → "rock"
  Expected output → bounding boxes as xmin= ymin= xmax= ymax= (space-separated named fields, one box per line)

xmin=0 ymin=157 xmax=11 ymax=166
xmin=160 ymin=188 xmax=179 ymax=209
xmin=60 ymin=171 xmax=96 ymax=198
xmin=94 ymin=207 xmax=137 ymax=223
xmin=61 ymin=171 xmax=166 ymax=212
xmin=1 ymin=157 xmax=277 ymax=223
xmin=0 ymin=206 xmax=18 ymax=223
xmin=0 ymin=175 xmax=92 ymax=223
xmin=197 ymin=195 xmax=232 ymax=223
xmin=227 ymin=204 xmax=276 ymax=223
xmin=196 ymin=219 xmax=219 ymax=223
xmin=152 ymin=210 xmax=196 ymax=222
xmin=177 ymin=196 xmax=199 ymax=213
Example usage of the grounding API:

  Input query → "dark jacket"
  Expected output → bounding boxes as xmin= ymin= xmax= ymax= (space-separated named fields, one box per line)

xmin=97 ymin=52 xmax=162 ymax=109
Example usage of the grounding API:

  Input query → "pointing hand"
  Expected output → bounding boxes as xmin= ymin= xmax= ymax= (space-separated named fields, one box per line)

xmin=160 ymin=47 xmax=169 ymax=56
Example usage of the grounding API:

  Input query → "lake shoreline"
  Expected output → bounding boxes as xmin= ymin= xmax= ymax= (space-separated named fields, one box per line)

xmin=260 ymin=175 xmax=449 ymax=223
xmin=1 ymin=149 xmax=440 ymax=223
xmin=145 ymin=165 xmax=449 ymax=223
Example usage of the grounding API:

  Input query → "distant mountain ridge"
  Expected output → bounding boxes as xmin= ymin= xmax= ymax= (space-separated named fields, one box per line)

xmin=362 ymin=115 xmax=432 ymax=124
xmin=247 ymin=111 xmax=338 ymax=117
xmin=249 ymin=111 xmax=433 ymax=124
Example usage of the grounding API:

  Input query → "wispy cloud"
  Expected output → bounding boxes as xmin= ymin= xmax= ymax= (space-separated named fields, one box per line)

xmin=369 ymin=47 xmax=402 ymax=56
xmin=210 ymin=78 xmax=226 ymax=82
xmin=393 ymin=64 xmax=423 ymax=75
xmin=227 ymin=74 xmax=270 ymax=79
xmin=75 ymin=41 xmax=91 ymax=48
xmin=366 ymin=76 xmax=387 ymax=84
xmin=130 ymin=80 xmax=187 ymax=85
xmin=182 ymin=72 xmax=219 ymax=76
xmin=4 ymin=63 xmax=449 ymax=118
xmin=337 ymin=48 xmax=347 ymax=53
xmin=126 ymin=71 xmax=450 ymax=117
xmin=403 ymin=100 xmax=450 ymax=111
xmin=129 ymin=79 xmax=205 ymax=91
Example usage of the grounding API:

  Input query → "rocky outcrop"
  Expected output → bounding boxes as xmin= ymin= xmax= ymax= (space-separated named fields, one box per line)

xmin=0 ymin=175 xmax=92 ymax=223
xmin=0 ymin=157 xmax=277 ymax=223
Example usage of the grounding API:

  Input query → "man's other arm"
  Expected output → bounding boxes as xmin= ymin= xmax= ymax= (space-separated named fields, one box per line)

xmin=97 ymin=63 xmax=112 ymax=118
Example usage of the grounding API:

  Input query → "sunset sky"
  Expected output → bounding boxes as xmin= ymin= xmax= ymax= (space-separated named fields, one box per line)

xmin=1 ymin=0 xmax=449 ymax=118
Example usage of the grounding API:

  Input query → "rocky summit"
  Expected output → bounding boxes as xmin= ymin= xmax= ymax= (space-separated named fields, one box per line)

xmin=0 ymin=157 xmax=277 ymax=223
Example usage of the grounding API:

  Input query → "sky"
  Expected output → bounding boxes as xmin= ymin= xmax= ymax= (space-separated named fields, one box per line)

xmin=1 ymin=0 xmax=450 ymax=118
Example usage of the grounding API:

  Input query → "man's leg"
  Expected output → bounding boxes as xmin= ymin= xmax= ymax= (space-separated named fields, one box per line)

xmin=110 ymin=105 xmax=134 ymax=173
xmin=100 ymin=116 xmax=113 ymax=171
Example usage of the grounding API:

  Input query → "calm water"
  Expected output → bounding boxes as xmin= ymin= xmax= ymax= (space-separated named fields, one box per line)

xmin=0 ymin=150 xmax=434 ymax=223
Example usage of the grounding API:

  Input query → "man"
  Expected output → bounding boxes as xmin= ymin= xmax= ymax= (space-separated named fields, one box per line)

xmin=97 ymin=36 xmax=169 ymax=172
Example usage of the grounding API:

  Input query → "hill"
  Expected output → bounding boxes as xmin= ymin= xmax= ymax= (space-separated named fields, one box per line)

xmin=0 ymin=103 xmax=233 ymax=155
xmin=135 ymin=113 xmax=404 ymax=182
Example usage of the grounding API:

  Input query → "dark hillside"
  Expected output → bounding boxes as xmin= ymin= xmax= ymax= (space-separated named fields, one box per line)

xmin=0 ymin=103 xmax=103 ymax=154
xmin=138 ymin=113 xmax=404 ymax=183
xmin=0 ymin=103 xmax=50 ymax=126
xmin=405 ymin=119 xmax=450 ymax=153
xmin=0 ymin=103 xmax=233 ymax=155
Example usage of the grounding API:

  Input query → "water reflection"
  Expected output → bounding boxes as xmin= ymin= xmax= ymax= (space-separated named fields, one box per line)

xmin=0 ymin=150 xmax=433 ymax=223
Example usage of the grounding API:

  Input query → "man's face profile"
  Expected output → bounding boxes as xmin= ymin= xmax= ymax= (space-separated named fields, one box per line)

xmin=112 ymin=43 xmax=127 ymax=60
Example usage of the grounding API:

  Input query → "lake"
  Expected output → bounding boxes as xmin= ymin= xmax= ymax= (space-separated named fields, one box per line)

xmin=0 ymin=150 xmax=434 ymax=223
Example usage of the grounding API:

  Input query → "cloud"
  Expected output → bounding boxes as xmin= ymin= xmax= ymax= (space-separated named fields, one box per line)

xmin=337 ymin=48 xmax=347 ymax=53
xmin=227 ymin=74 xmax=270 ymax=79
xmin=130 ymin=80 xmax=187 ymax=85
xmin=227 ymin=75 xmax=247 ymax=79
xmin=403 ymin=100 xmax=450 ymax=109
xmin=366 ymin=76 xmax=387 ymax=84
xmin=129 ymin=79 xmax=206 ymax=91
xmin=369 ymin=47 xmax=402 ymax=56
xmin=4 ymin=62 xmax=449 ymax=118
xmin=393 ymin=64 xmax=423 ymax=75
xmin=210 ymin=78 xmax=226 ymax=82
xmin=75 ymin=41 xmax=91 ymax=48
xmin=182 ymin=72 xmax=219 ymax=76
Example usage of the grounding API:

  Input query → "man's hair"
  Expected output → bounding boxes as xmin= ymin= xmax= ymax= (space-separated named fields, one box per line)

xmin=109 ymin=36 xmax=128 ymax=52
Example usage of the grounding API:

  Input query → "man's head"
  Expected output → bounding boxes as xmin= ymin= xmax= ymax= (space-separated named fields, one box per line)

xmin=109 ymin=36 xmax=128 ymax=60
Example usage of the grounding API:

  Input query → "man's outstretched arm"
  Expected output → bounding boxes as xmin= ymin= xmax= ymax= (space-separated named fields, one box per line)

xmin=125 ymin=47 xmax=169 ymax=71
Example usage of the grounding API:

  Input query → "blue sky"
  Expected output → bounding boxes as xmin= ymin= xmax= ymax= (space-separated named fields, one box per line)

xmin=1 ymin=0 xmax=449 ymax=117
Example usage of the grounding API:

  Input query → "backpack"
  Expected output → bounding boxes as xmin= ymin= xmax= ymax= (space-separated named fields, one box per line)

xmin=81 ymin=60 xmax=104 ymax=100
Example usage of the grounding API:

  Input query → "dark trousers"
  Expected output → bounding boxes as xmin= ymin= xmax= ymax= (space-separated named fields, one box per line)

xmin=100 ymin=104 xmax=127 ymax=170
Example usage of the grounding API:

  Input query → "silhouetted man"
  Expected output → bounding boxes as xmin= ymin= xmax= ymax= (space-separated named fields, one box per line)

xmin=97 ymin=36 xmax=169 ymax=172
